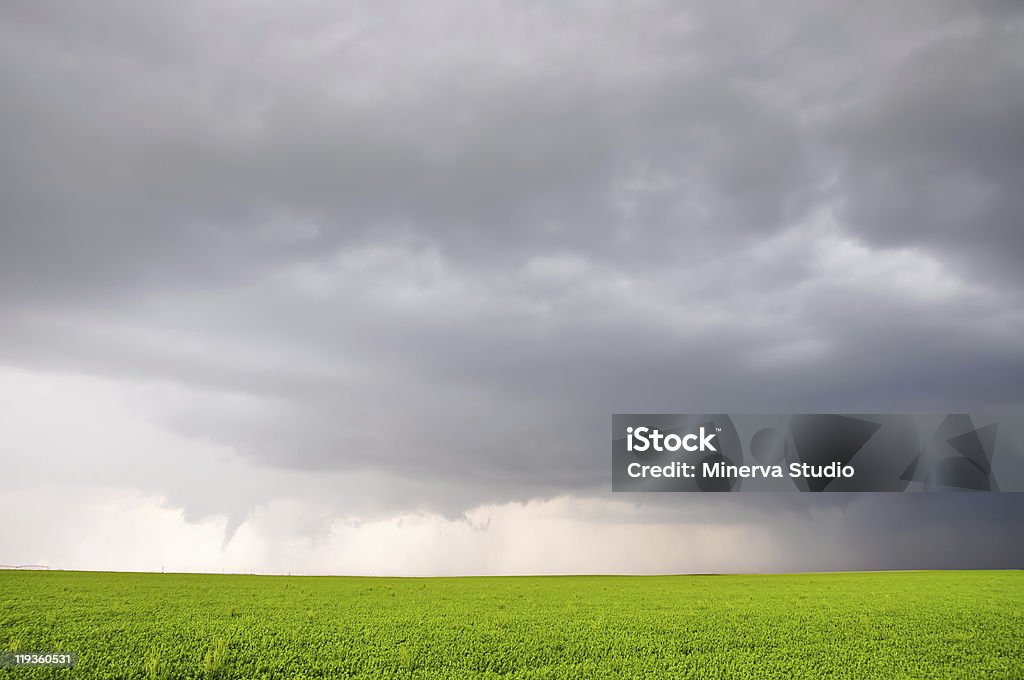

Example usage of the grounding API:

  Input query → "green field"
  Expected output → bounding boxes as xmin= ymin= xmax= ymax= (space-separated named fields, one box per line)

xmin=1 ymin=570 xmax=1022 ymax=679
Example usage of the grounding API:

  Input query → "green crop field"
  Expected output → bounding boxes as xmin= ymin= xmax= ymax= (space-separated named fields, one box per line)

xmin=1 ymin=570 xmax=1022 ymax=679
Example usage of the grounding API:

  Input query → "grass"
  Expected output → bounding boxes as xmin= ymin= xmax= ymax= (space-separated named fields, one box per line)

xmin=0 ymin=570 xmax=1021 ymax=678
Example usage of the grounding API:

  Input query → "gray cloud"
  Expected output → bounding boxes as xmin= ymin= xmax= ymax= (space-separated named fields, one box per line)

xmin=1 ymin=0 xmax=1022 ymax=571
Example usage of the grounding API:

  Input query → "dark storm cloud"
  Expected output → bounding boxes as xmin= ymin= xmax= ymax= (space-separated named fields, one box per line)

xmin=610 ymin=493 xmax=1024 ymax=571
xmin=1 ymin=0 xmax=1023 ymax=568
xmin=0 ymin=0 xmax=823 ymax=307
xmin=825 ymin=19 xmax=1024 ymax=282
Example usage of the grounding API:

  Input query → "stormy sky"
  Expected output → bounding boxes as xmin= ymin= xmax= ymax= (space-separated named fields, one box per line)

xmin=1 ymin=0 xmax=1023 ymax=575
